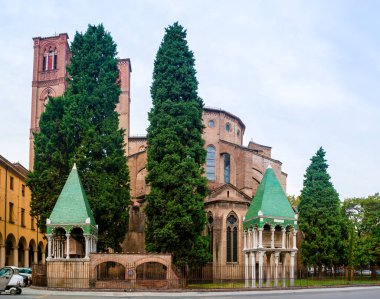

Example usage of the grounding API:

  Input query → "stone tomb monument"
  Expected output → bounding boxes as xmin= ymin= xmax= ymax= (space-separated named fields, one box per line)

xmin=45 ymin=164 xmax=178 ymax=289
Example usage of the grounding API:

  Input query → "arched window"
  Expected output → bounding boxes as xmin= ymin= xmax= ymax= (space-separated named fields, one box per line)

xmin=206 ymin=146 xmax=215 ymax=181
xmin=226 ymin=214 xmax=238 ymax=262
xmin=223 ymin=153 xmax=230 ymax=183
xmin=207 ymin=214 xmax=214 ymax=256
xmin=43 ymin=47 xmax=57 ymax=71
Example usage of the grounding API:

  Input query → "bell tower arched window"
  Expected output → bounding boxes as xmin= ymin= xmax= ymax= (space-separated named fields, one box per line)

xmin=206 ymin=145 xmax=215 ymax=181
xmin=226 ymin=214 xmax=238 ymax=262
xmin=43 ymin=47 xmax=57 ymax=71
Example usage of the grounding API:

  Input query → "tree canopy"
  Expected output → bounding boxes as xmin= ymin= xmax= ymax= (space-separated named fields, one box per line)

xmin=298 ymin=147 xmax=347 ymax=269
xmin=28 ymin=24 xmax=130 ymax=251
xmin=342 ymin=194 xmax=380 ymax=268
xmin=145 ymin=22 xmax=210 ymax=267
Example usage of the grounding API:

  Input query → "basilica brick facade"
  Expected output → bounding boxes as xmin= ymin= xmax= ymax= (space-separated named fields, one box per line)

xmin=29 ymin=34 xmax=288 ymax=273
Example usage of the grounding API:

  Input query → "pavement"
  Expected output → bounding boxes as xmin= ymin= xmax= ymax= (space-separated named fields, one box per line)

xmin=21 ymin=285 xmax=380 ymax=297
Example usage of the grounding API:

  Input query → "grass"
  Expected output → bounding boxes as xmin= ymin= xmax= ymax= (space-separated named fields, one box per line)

xmin=187 ymin=278 xmax=380 ymax=289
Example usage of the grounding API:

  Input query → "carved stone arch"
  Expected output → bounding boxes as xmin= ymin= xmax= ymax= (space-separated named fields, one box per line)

xmin=134 ymin=256 xmax=170 ymax=269
xmin=39 ymin=87 xmax=56 ymax=113
xmin=92 ymin=256 xmax=127 ymax=270
xmin=52 ymin=226 xmax=67 ymax=235
xmin=41 ymin=42 xmax=58 ymax=52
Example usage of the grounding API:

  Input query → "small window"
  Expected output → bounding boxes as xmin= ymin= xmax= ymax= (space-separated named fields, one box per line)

xmin=208 ymin=120 xmax=215 ymax=128
xmin=21 ymin=209 xmax=25 ymax=227
xmin=225 ymin=123 xmax=231 ymax=132
xmin=9 ymin=202 xmax=14 ymax=223
xmin=10 ymin=177 xmax=14 ymax=190
xmin=31 ymin=217 xmax=35 ymax=230
xmin=22 ymin=184 xmax=25 ymax=197
xmin=237 ymin=129 xmax=240 ymax=137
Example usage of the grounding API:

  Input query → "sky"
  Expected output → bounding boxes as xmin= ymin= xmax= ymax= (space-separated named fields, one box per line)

xmin=0 ymin=0 xmax=379 ymax=199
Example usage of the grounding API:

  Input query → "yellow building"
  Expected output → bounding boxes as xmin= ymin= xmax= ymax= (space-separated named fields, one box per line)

xmin=0 ymin=155 xmax=46 ymax=267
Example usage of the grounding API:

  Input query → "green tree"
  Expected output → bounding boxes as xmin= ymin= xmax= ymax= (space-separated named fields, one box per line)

xmin=342 ymin=195 xmax=380 ymax=269
xmin=298 ymin=147 xmax=347 ymax=272
xmin=287 ymin=195 xmax=300 ymax=208
xmin=145 ymin=22 xmax=209 ymax=267
xmin=28 ymin=24 xmax=130 ymax=250
xmin=27 ymin=96 xmax=71 ymax=231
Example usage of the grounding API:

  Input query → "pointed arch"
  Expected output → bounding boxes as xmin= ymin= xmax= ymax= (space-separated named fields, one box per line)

xmin=226 ymin=212 xmax=238 ymax=263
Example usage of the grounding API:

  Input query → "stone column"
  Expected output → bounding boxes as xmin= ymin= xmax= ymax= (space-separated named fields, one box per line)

xmin=13 ymin=247 xmax=18 ymax=267
xmin=47 ymin=236 xmax=52 ymax=260
xmin=286 ymin=231 xmax=290 ymax=248
xmin=266 ymin=253 xmax=271 ymax=287
xmin=281 ymin=228 xmax=286 ymax=248
xmin=85 ymin=236 xmax=89 ymax=258
xmin=245 ymin=253 xmax=249 ymax=287
xmin=258 ymin=251 xmax=264 ymax=288
xmin=42 ymin=249 xmax=46 ymax=264
xmin=282 ymin=253 xmax=287 ymax=287
xmin=274 ymin=252 xmax=280 ymax=287
xmin=24 ymin=249 xmax=29 ymax=267
xmin=258 ymin=228 xmax=263 ymax=248
xmin=251 ymin=252 xmax=256 ymax=288
xmin=293 ymin=230 xmax=297 ymax=249
xmin=66 ymin=234 xmax=70 ymax=259
xmin=290 ymin=252 xmax=295 ymax=286
xmin=271 ymin=227 xmax=275 ymax=249
xmin=33 ymin=250 xmax=38 ymax=265
xmin=244 ymin=230 xmax=247 ymax=250
xmin=0 ymin=245 xmax=5 ymax=267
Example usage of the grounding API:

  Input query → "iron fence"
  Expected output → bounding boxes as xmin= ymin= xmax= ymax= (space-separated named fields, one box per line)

xmin=31 ymin=263 xmax=380 ymax=289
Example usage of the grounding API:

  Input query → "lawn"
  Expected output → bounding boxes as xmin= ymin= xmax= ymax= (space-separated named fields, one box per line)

xmin=187 ymin=278 xmax=380 ymax=289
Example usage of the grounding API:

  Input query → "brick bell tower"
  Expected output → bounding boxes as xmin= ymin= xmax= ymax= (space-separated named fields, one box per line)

xmin=29 ymin=33 xmax=70 ymax=170
xmin=29 ymin=34 xmax=131 ymax=170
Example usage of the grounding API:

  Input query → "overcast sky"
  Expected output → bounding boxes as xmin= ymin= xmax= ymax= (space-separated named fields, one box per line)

xmin=0 ymin=0 xmax=379 ymax=199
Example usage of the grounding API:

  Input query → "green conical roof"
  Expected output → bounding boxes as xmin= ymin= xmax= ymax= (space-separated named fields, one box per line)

xmin=48 ymin=164 xmax=96 ymax=226
xmin=244 ymin=166 xmax=297 ymax=229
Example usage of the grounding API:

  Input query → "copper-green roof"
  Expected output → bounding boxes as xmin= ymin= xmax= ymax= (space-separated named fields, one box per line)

xmin=48 ymin=164 xmax=96 ymax=226
xmin=244 ymin=166 xmax=297 ymax=229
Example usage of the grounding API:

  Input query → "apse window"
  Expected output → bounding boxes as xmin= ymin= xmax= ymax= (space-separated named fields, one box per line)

xmin=208 ymin=120 xmax=215 ymax=128
xmin=225 ymin=123 xmax=231 ymax=132
xmin=226 ymin=214 xmax=238 ymax=262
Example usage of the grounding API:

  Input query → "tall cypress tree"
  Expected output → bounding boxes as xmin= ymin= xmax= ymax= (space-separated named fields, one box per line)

xmin=28 ymin=24 xmax=130 ymax=250
xmin=27 ymin=96 xmax=71 ymax=231
xmin=298 ymin=147 xmax=347 ymax=270
xmin=145 ymin=22 xmax=209 ymax=267
xmin=63 ymin=24 xmax=130 ymax=250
